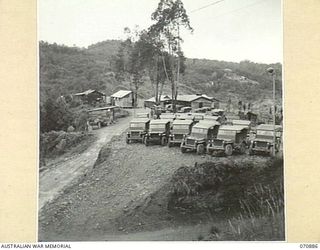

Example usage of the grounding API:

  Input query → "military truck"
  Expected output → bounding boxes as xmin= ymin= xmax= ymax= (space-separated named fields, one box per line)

xmin=175 ymin=113 xmax=194 ymax=121
xmin=159 ymin=113 xmax=176 ymax=121
xmin=180 ymin=120 xmax=220 ymax=154
xmin=206 ymin=125 xmax=249 ymax=156
xmin=231 ymin=119 xmax=251 ymax=127
xmin=249 ymin=124 xmax=282 ymax=155
xmin=168 ymin=119 xmax=194 ymax=147
xmin=144 ymin=119 xmax=171 ymax=146
xmin=190 ymin=113 xmax=205 ymax=122
xmin=203 ymin=115 xmax=220 ymax=122
xmin=135 ymin=112 xmax=150 ymax=119
xmin=126 ymin=118 xmax=150 ymax=144
xmin=87 ymin=106 xmax=114 ymax=129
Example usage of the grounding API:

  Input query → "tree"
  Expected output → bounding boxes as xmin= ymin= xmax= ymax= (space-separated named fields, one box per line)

xmin=149 ymin=0 xmax=193 ymax=112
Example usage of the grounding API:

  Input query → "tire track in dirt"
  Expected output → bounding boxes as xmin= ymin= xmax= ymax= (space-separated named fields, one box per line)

xmin=38 ymin=114 xmax=133 ymax=211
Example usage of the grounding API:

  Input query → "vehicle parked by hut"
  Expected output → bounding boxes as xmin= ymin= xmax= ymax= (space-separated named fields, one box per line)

xmin=194 ymin=107 xmax=212 ymax=113
xmin=180 ymin=120 xmax=220 ymax=154
xmin=144 ymin=119 xmax=171 ymax=146
xmin=126 ymin=118 xmax=150 ymax=144
xmin=168 ymin=119 xmax=194 ymax=147
xmin=206 ymin=125 xmax=249 ymax=156
xmin=249 ymin=124 xmax=282 ymax=156
xmin=175 ymin=113 xmax=194 ymax=120
xmin=87 ymin=106 xmax=115 ymax=129
xmin=178 ymin=107 xmax=192 ymax=113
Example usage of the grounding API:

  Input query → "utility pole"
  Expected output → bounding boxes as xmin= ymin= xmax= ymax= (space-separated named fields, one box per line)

xmin=267 ymin=67 xmax=276 ymax=157
xmin=176 ymin=23 xmax=180 ymax=114
xmin=272 ymin=72 xmax=276 ymax=156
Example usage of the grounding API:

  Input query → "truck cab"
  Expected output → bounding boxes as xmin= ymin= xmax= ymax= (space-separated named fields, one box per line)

xmin=126 ymin=118 xmax=150 ymax=143
xmin=207 ymin=125 xmax=249 ymax=156
xmin=249 ymin=124 xmax=282 ymax=155
xmin=180 ymin=120 xmax=220 ymax=154
xmin=168 ymin=119 xmax=194 ymax=147
xmin=144 ymin=119 xmax=171 ymax=146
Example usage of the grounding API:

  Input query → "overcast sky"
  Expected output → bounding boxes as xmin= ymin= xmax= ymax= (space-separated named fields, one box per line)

xmin=39 ymin=0 xmax=282 ymax=63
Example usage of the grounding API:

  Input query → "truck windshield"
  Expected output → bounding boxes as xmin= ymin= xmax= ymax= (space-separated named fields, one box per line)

xmin=150 ymin=124 xmax=165 ymax=131
xmin=217 ymin=130 xmax=236 ymax=140
xmin=173 ymin=125 xmax=189 ymax=131
xmin=257 ymin=130 xmax=274 ymax=137
xmin=130 ymin=123 xmax=144 ymax=129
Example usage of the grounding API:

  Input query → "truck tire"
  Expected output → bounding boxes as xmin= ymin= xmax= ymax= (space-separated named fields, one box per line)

xmin=161 ymin=137 xmax=167 ymax=146
xmin=196 ymin=144 xmax=205 ymax=155
xmin=181 ymin=145 xmax=186 ymax=153
xmin=126 ymin=137 xmax=130 ymax=144
xmin=144 ymin=137 xmax=149 ymax=146
xmin=168 ymin=138 xmax=172 ymax=147
xmin=225 ymin=144 xmax=233 ymax=156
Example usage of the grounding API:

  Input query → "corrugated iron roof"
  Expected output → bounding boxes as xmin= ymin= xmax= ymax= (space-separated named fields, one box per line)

xmin=75 ymin=89 xmax=105 ymax=96
xmin=88 ymin=106 xmax=116 ymax=112
xmin=177 ymin=94 xmax=213 ymax=102
xmin=111 ymin=90 xmax=132 ymax=98
xmin=145 ymin=95 xmax=171 ymax=102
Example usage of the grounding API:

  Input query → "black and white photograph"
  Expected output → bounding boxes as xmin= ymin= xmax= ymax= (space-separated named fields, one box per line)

xmin=38 ymin=0 xmax=284 ymax=241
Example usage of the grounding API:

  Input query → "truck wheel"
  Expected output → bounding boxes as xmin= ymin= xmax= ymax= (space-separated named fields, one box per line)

xmin=239 ymin=143 xmax=246 ymax=154
xmin=168 ymin=139 xmax=172 ymax=147
xmin=225 ymin=144 xmax=233 ymax=156
xmin=144 ymin=137 xmax=149 ymax=146
xmin=196 ymin=144 xmax=205 ymax=155
xmin=181 ymin=146 xmax=186 ymax=153
xmin=161 ymin=137 xmax=167 ymax=146
xmin=126 ymin=137 xmax=130 ymax=144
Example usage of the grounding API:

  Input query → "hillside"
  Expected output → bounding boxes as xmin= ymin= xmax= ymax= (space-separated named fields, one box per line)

xmin=40 ymin=40 xmax=282 ymax=109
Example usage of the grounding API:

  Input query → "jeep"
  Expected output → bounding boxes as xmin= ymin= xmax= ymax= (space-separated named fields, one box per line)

xmin=180 ymin=120 xmax=220 ymax=154
xmin=249 ymin=124 xmax=282 ymax=156
xmin=175 ymin=113 xmax=194 ymax=121
xmin=168 ymin=119 xmax=194 ymax=147
xmin=126 ymin=118 xmax=150 ymax=143
xmin=207 ymin=125 xmax=249 ymax=156
xmin=144 ymin=119 xmax=171 ymax=146
xmin=135 ymin=112 xmax=150 ymax=119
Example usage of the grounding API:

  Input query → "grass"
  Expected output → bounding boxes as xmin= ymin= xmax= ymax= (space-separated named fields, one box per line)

xmin=168 ymin=157 xmax=285 ymax=241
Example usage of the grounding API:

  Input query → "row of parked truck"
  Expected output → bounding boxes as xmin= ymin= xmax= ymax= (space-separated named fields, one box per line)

xmin=126 ymin=111 xmax=282 ymax=156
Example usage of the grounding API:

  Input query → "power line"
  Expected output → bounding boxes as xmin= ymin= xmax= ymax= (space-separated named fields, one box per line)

xmin=190 ymin=0 xmax=225 ymax=13
xmin=190 ymin=0 xmax=268 ymax=17
xmin=212 ymin=0 xmax=268 ymax=18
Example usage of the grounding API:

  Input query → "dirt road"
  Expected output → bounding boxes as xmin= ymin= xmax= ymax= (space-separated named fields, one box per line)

xmin=38 ymin=113 xmax=133 ymax=211
xmin=39 ymin=129 xmax=270 ymax=241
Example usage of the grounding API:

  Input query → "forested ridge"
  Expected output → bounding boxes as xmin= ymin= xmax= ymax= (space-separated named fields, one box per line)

xmin=40 ymin=40 xmax=282 ymax=102
xmin=39 ymin=40 xmax=282 ymax=132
